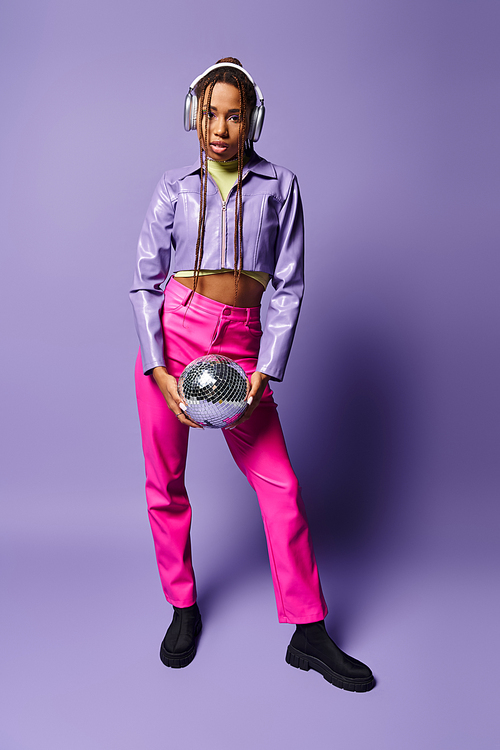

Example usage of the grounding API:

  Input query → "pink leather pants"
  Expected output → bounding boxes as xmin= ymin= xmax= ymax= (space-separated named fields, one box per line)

xmin=135 ymin=278 xmax=327 ymax=624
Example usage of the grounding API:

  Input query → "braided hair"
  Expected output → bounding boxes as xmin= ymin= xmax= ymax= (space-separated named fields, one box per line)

xmin=192 ymin=57 xmax=257 ymax=304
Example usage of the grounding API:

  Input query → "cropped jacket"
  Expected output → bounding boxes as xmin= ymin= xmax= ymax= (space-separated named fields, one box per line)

xmin=130 ymin=152 xmax=304 ymax=381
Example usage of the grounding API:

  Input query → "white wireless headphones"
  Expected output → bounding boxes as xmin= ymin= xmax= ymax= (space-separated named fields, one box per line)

xmin=184 ymin=63 xmax=265 ymax=143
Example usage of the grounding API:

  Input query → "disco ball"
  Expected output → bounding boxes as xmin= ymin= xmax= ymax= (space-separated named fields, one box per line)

xmin=178 ymin=355 xmax=249 ymax=429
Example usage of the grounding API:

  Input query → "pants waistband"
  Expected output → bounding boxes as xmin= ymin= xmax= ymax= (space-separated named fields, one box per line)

xmin=165 ymin=276 xmax=261 ymax=322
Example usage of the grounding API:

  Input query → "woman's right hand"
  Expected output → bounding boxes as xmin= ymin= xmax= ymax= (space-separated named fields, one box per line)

xmin=152 ymin=367 xmax=203 ymax=429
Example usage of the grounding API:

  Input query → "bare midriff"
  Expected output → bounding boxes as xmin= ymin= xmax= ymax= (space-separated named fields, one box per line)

xmin=174 ymin=271 xmax=265 ymax=308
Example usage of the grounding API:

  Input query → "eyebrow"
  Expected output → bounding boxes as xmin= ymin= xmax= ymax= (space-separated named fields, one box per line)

xmin=206 ymin=106 xmax=241 ymax=113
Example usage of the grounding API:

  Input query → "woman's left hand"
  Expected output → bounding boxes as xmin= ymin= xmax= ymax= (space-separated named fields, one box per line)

xmin=226 ymin=371 xmax=270 ymax=429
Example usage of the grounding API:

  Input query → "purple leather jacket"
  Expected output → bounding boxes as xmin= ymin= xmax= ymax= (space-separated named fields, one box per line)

xmin=130 ymin=152 xmax=304 ymax=381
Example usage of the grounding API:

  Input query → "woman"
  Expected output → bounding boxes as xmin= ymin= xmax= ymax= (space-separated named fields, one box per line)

xmin=130 ymin=58 xmax=374 ymax=692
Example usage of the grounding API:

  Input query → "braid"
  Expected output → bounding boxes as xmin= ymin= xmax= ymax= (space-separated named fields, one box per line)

xmin=192 ymin=78 xmax=216 ymax=299
xmin=233 ymin=76 xmax=246 ymax=304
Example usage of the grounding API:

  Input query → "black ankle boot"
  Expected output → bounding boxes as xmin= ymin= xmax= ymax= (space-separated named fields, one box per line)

xmin=286 ymin=620 xmax=375 ymax=692
xmin=160 ymin=603 xmax=202 ymax=668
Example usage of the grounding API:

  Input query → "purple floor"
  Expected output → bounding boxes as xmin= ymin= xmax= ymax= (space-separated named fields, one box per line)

xmin=1 ymin=487 xmax=498 ymax=750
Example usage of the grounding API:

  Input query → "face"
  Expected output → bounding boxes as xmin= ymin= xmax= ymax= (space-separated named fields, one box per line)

xmin=197 ymin=82 xmax=247 ymax=161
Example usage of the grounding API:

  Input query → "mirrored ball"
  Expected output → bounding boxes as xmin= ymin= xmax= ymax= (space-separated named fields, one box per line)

xmin=178 ymin=355 xmax=249 ymax=429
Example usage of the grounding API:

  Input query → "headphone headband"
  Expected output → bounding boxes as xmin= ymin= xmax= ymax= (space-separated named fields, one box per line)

xmin=184 ymin=62 xmax=265 ymax=142
xmin=187 ymin=63 xmax=264 ymax=105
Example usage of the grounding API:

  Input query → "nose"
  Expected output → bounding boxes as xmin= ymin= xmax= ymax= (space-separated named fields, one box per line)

xmin=214 ymin=117 xmax=228 ymax=138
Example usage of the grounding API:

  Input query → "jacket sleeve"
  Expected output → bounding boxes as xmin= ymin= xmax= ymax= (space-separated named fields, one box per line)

xmin=129 ymin=174 xmax=175 ymax=375
xmin=256 ymin=176 xmax=305 ymax=382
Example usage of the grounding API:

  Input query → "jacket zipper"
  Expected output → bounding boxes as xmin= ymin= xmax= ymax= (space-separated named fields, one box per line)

xmin=221 ymin=200 xmax=226 ymax=267
xmin=208 ymin=170 xmax=249 ymax=269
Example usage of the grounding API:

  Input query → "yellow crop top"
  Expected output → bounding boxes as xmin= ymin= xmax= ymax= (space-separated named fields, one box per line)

xmin=174 ymin=157 xmax=270 ymax=289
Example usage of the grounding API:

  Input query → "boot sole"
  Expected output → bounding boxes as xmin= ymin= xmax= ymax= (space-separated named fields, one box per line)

xmin=160 ymin=620 xmax=202 ymax=669
xmin=286 ymin=645 xmax=375 ymax=692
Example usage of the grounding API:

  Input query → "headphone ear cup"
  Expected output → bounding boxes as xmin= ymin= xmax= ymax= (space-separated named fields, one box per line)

xmin=184 ymin=93 xmax=198 ymax=131
xmin=190 ymin=96 xmax=198 ymax=130
xmin=247 ymin=107 xmax=257 ymax=142
xmin=251 ymin=104 xmax=265 ymax=142
xmin=184 ymin=93 xmax=192 ymax=131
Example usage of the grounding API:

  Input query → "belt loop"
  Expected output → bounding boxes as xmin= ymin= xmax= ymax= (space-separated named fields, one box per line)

xmin=182 ymin=288 xmax=194 ymax=307
xmin=180 ymin=287 xmax=194 ymax=328
xmin=245 ymin=308 xmax=251 ymax=326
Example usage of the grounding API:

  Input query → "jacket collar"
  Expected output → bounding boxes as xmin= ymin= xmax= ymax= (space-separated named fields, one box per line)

xmin=178 ymin=152 xmax=277 ymax=180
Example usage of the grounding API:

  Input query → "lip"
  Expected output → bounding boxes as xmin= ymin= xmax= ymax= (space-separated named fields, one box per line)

xmin=210 ymin=141 xmax=229 ymax=154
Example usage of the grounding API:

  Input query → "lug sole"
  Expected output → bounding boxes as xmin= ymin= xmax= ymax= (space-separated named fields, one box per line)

xmin=286 ymin=645 xmax=375 ymax=692
xmin=160 ymin=620 xmax=202 ymax=669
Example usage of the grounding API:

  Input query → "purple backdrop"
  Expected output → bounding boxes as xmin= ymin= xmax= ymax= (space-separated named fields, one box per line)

xmin=1 ymin=0 xmax=499 ymax=748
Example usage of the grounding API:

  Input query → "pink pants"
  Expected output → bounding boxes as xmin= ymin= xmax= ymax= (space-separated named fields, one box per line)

xmin=135 ymin=278 xmax=327 ymax=624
